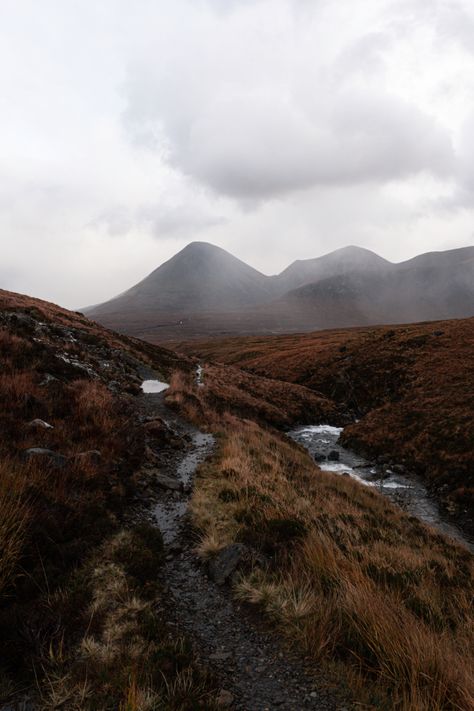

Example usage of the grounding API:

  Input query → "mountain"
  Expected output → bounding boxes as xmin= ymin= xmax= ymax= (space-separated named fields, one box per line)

xmin=87 ymin=241 xmax=274 ymax=318
xmin=274 ymin=251 xmax=474 ymax=328
xmin=273 ymin=245 xmax=392 ymax=292
xmin=86 ymin=242 xmax=474 ymax=341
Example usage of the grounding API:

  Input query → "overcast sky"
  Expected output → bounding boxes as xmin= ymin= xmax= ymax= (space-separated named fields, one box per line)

xmin=1 ymin=0 xmax=474 ymax=308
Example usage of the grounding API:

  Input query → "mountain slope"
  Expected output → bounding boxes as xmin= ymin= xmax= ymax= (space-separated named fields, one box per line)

xmin=273 ymin=244 xmax=392 ymax=292
xmin=87 ymin=242 xmax=474 ymax=342
xmin=273 ymin=252 xmax=474 ymax=327
xmin=87 ymin=241 xmax=274 ymax=318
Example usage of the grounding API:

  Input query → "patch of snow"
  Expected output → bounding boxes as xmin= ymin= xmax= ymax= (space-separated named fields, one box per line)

xmin=141 ymin=379 xmax=169 ymax=394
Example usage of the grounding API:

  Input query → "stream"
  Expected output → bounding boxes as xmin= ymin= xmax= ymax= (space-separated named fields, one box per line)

xmin=289 ymin=424 xmax=474 ymax=553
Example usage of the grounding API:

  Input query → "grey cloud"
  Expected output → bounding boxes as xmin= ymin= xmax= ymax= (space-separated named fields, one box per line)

xmin=93 ymin=204 xmax=225 ymax=239
xmin=121 ymin=0 xmax=456 ymax=201
xmin=124 ymin=75 xmax=455 ymax=199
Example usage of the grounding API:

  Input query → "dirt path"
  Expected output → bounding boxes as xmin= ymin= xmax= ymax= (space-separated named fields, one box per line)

xmin=140 ymin=391 xmax=353 ymax=711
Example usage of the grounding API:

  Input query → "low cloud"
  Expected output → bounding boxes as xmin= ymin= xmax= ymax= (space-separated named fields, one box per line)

xmin=122 ymin=2 xmax=456 ymax=201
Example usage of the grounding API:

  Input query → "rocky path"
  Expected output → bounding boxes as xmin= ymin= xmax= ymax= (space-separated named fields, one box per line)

xmin=140 ymin=390 xmax=352 ymax=711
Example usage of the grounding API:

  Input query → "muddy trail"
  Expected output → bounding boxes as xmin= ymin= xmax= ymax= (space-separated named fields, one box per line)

xmin=139 ymin=389 xmax=352 ymax=711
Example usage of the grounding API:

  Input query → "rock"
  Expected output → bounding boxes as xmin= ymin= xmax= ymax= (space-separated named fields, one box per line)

xmin=327 ymin=450 xmax=340 ymax=461
xmin=23 ymin=448 xmax=67 ymax=468
xmin=28 ymin=418 xmax=53 ymax=430
xmin=155 ymin=472 xmax=182 ymax=491
xmin=40 ymin=373 xmax=59 ymax=386
xmin=313 ymin=452 xmax=326 ymax=462
xmin=145 ymin=445 xmax=160 ymax=463
xmin=208 ymin=544 xmax=248 ymax=585
xmin=217 ymin=689 xmax=234 ymax=707
xmin=209 ymin=651 xmax=232 ymax=662
xmin=8 ymin=311 xmax=36 ymax=332
xmin=391 ymin=464 xmax=407 ymax=474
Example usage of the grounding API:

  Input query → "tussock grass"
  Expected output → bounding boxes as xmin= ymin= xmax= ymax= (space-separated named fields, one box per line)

xmin=169 ymin=373 xmax=474 ymax=710
xmin=179 ymin=319 xmax=474 ymax=516
xmin=39 ymin=526 xmax=218 ymax=711
xmin=0 ymin=461 xmax=28 ymax=597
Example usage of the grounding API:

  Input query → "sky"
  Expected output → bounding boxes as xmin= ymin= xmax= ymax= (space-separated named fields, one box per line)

xmin=1 ymin=0 xmax=474 ymax=308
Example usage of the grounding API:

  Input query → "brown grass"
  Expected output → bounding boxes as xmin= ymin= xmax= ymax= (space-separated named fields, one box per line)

xmin=39 ymin=526 xmax=218 ymax=710
xmin=178 ymin=318 xmax=474 ymax=519
xmin=0 ymin=461 xmax=28 ymax=597
xmin=170 ymin=371 xmax=474 ymax=710
xmin=165 ymin=362 xmax=341 ymax=429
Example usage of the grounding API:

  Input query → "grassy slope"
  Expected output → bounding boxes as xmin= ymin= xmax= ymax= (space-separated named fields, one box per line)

xmin=177 ymin=318 xmax=474 ymax=519
xmin=0 ymin=290 xmax=218 ymax=709
xmin=4 ymin=287 xmax=474 ymax=709
xmin=165 ymin=358 xmax=474 ymax=710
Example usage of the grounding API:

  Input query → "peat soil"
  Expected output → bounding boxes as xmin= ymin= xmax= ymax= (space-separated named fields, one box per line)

xmin=138 ymin=391 xmax=353 ymax=711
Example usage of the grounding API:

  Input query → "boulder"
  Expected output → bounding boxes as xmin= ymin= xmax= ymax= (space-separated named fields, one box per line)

xmin=23 ymin=448 xmax=67 ymax=468
xmin=313 ymin=452 xmax=327 ymax=462
xmin=28 ymin=419 xmax=53 ymax=430
xmin=155 ymin=472 xmax=182 ymax=491
xmin=208 ymin=544 xmax=248 ymax=585
xmin=327 ymin=450 xmax=340 ymax=461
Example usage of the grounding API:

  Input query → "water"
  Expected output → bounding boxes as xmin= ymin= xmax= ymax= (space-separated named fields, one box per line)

xmin=153 ymin=432 xmax=214 ymax=545
xmin=141 ymin=379 xmax=169 ymax=394
xmin=289 ymin=424 xmax=473 ymax=552
xmin=196 ymin=364 xmax=204 ymax=387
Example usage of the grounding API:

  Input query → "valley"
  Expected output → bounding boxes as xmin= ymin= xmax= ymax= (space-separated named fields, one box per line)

xmin=1 ymin=287 xmax=473 ymax=710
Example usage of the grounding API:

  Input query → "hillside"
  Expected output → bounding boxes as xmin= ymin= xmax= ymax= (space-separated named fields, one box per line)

xmin=178 ymin=317 xmax=474 ymax=528
xmin=86 ymin=242 xmax=474 ymax=342
xmin=273 ymin=244 xmax=391 ymax=292
xmin=2 ymin=287 xmax=474 ymax=710
xmin=86 ymin=240 xmax=275 ymax=318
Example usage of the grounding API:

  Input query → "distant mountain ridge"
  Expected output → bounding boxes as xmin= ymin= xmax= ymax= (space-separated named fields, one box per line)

xmin=85 ymin=242 xmax=474 ymax=341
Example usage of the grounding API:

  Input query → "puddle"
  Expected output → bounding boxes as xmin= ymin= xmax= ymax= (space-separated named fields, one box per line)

xmin=141 ymin=380 xmax=169 ymax=394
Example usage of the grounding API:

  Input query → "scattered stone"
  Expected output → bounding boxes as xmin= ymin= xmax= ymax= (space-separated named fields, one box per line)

xmin=28 ymin=418 xmax=53 ymax=430
xmin=208 ymin=544 xmax=248 ymax=586
xmin=327 ymin=450 xmax=340 ymax=461
xmin=209 ymin=651 xmax=232 ymax=662
xmin=216 ymin=689 xmax=234 ymax=707
xmin=155 ymin=472 xmax=182 ymax=491
xmin=23 ymin=448 xmax=67 ymax=468
xmin=313 ymin=452 xmax=326 ymax=462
